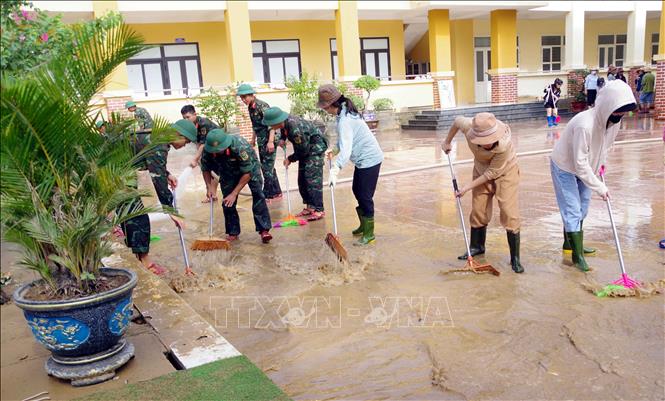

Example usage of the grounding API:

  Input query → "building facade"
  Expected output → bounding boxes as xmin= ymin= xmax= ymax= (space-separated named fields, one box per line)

xmin=36 ymin=0 xmax=665 ymax=126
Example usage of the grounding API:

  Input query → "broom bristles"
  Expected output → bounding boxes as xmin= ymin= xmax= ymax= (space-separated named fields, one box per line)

xmin=191 ymin=238 xmax=231 ymax=251
xmin=325 ymin=233 xmax=348 ymax=262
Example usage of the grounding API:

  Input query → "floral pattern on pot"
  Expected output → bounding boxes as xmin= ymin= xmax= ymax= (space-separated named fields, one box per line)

xmin=27 ymin=316 xmax=90 ymax=351
xmin=108 ymin=297 xmax=132 ymax=335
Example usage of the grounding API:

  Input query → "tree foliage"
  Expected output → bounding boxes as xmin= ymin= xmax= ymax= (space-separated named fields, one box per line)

xmin=194 ymin=85 xmax=240 ymax=130
xmin=0 ymin=18 xmax=171 ymax=296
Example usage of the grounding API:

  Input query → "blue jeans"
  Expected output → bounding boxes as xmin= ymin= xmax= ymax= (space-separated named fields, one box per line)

xmin=550 ymin=160 xmax=591 ymax=232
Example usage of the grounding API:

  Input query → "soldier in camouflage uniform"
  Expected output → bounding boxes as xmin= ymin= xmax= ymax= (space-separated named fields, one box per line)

xmin=263 ymin=106 xmax=327 ymax=221
xmin=121 ymin=119 xmax=198 ymax=275
xmin=201 ymin=129 xmax=273 ymax=243
xmin=237 ymin=84 xmax=282 ymax=201
xmin=126 ymin=101 xmax=153 ymax=133
xmin=181 ymin=104 xmax=219 ymax=203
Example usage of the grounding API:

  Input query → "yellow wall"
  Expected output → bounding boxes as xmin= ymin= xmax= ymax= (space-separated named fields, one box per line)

xmin=250 ymin=20 xmax=405 ymax=80
xmin=646 ymin=17 xmax=661 ymax=62
xmin=128 ymin=22 xmax=231 ymax=87
xmin=584 ymin=19 xmax=627 ymax=68
xmin=517 ymin=19 xmax=565 ymax=72
xmin=451 ymin=20 xmax=474 ymax=105
xmin=490 ymin=10 xmax=517 ymax=70
xmin=408 ymin=33 xmax=429 ymax=63
xmin=360 ymin=20 xmax=406 ymax=78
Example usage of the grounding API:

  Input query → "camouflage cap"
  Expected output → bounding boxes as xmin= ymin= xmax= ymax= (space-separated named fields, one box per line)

xmin=205 ymin=129 xmax=233 ymax=153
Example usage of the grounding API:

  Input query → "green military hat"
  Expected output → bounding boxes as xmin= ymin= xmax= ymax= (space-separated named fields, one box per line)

xmin=172 ymin=119 xmax=197 ymax=142
xmin=205 ymin=129 xmax=233 ymax=153
xmin=262 ymin=106 xmax=289 ymax=126
xmin=95 ymin=120 xmax=105 ymax=128
xmin=125 ymin=100 xmax=137 ymax=108
xmin=236 ymin=83 xmax=255 ymax=96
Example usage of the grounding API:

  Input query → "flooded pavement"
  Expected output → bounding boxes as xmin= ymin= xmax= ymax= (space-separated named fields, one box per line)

xmin=2 ymin=116 xmax=663 ymax=400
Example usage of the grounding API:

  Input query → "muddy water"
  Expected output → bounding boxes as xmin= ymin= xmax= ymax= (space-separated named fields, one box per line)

xmin=144 ymin=137 xmax=663 ymax=400
xmin=3 ymin=118 xmax=663 ymax=400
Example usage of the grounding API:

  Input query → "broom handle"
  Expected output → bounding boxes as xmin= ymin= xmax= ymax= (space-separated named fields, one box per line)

xmin=328 ymin=159 xmax=338 ymax=236
xmin=600 ymin=173 xmax=627 ymax=276
xmin=173 ymin=192 xmax=191 ymax=269
xmin=283 ymin=146 xmax=292 ymax=216
xmin=446 ymin=153 xmax=472 ymax=257
xmin=208 ymin=197 xmax=213 ymax=238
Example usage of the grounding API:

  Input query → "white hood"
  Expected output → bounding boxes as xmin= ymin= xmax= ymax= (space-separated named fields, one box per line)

xmin=551 ymin=80 xmax=635 ymax=195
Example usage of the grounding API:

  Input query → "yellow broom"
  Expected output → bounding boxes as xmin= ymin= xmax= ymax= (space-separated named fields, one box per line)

xmin=191 ymin=198 xmax=230 ymax=251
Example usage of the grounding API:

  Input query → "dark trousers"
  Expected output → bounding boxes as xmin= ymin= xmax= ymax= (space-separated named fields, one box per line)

xmin=121 ymin=198 xmax=150 ymax=254
xmin=258 ymin=144 xmax=282 ymax=198
xmin=297 ymin=154 xmax=324 ymax=211
xmin=352 ymin=163 xmax=381 ymax=217
xmin=586 ymin=89 xmax=597 ymax=106
xmin=220 ymin=175 xmax=272 ymax=235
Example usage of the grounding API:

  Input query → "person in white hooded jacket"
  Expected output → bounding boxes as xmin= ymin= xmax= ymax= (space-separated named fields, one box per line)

xmin=550 ymin=80 xmax=636 ymax=271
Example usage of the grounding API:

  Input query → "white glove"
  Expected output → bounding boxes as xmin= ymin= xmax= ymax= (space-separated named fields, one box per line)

xmin=329 ymin=164 xmax=340 ymax=187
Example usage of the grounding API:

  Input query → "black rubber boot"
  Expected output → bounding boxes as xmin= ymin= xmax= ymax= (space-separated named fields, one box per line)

xmin=352 ymin=207 xmax=364 ymax=236
xmin=566 ymin=231 xmax=589 ymax=272
xmin=562 ymin=220 xmax=596 ymax=255
xmin=506 ymin=230 xmax=524 ymax=273
xmin=458 ymin=226 xmax=486 ymax=260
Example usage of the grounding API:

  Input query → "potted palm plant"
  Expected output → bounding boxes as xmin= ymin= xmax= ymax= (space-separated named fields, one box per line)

xmin=353 ymin=75 xmax=381 ymax=131
xmin=1 ymin=19 xmax=162 ymax=386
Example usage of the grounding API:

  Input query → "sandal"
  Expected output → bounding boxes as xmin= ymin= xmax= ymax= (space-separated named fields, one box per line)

xmin=260 ymin=231 xmax=273 ymax=243
xmin=295 ymin=208 xmax=314 ymax=217
xmin=307 ymin=211 xmax=325 ymax=221
xmin=146 ymin=262 xmax=167 ymax=276
xmin=226 ymin=234 xmax=239 ymax=242
xmin=201 ymin=196 xmax=218 ymax=203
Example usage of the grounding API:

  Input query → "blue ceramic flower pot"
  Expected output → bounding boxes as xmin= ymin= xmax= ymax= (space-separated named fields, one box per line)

xmin=13 ymin=268 xmax=137 ymax=360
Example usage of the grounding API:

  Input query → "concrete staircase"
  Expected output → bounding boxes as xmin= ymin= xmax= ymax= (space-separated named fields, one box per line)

xmin=401 ymin=102 xmax=558 ymax=131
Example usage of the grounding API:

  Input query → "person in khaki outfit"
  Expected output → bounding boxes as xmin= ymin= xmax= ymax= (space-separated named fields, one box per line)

xmin=441 ymin=112 xmax=524 ymax=273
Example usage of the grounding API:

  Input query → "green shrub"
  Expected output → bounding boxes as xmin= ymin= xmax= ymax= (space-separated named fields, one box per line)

xmin=195 ymin=85 xmax=240 ymax=130
xmin=353 ymin=75 xmax=381 ymax=112
xmin=372 ymin=98 xmax=394 ymax=111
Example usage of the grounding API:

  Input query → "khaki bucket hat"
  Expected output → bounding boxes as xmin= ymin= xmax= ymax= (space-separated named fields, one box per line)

xmin=468 ymin=112 xmax=509 ymax=145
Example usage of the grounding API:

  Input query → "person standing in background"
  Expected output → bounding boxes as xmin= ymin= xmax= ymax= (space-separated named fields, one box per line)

xmin=584 ymin=70 xmax=599 ymax=107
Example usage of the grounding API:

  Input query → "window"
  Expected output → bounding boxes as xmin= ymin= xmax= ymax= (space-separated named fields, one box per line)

xmin=652 ymin=33 xmax=659 ymax=61
xmin=361 ymin=38 xmax=391 ymax=80
xmin=330 ymin=39 xmax=338 ymax=80
xmin=542 ymin=36 xmax=564 ymax=71
xmin=330 ymin=38 xmax=392 ymax=80
xmin=252 ymin=40 xmax=301 ymax=84
xmin=598 ymin=34 xmax=626 ymax=68
xmin=127 ymin=43 xmax=203 ymax=97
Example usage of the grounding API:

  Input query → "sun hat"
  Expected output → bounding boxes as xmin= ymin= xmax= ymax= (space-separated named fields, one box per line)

xmin=172 ymin=119 xmax=198 ymax=142
xmin=261 ymin=106 xmax=289 ymax=126
xmin=468 ymin=112 xmax=509 ymax=145
xmin=236 ymin=83 xmax=255 ymax=96
xmin=317 ymin=84 xmax=342 ymax=108
xmin=204 ymin=129 xmax=233 ymax=153
xmin=125 ymin=101 xmax=136 ymax=108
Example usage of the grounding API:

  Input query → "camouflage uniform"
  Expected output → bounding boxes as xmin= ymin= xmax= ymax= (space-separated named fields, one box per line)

xmin=249 ymin=99 xmax=282 ymax=198
xmin=196 ymin=117 xmax=218 ymax=174
xmin=282 ymin=116 xmax=327 ymax=212
xmin=132 ymin=107 xmax=153 ymax=133
xmin=201 ymin=135 xmax=271 ymax=235
xmin=121 ymin=133 xmax=173 ymax=254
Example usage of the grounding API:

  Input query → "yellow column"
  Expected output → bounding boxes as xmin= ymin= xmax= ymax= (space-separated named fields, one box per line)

xmin=490 ymin=10 xmax=517 ymax=71
xmin=489 ymin=9 xmax=517 ymax=103
xmin=335 ymin=1 xmax=362 ymax=81
xmin=428 ymin=10 xmax=452 ymax=74
xmin=224 ymin=1 xmax=254 ymax=82
xmin=451 ymin=19 xmax=474 ymax=105
xmin=93 ymin=0 xmax=129 ymax=92
xmin=659 ymin=0 xmax=665 ymax=57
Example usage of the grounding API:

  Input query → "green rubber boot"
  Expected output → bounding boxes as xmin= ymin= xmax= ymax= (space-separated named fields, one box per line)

xmin=566 ymin=231 xmax=589 ymax=272
xmin=506 ymin=230 xmax=524 ymax=273
xmin=355 ymin=216 xmax=375 ymax=246
xmin=458 ymin=226 xmax=486 ymax=260
xmin=562 ymin=221 xmax=596 ymax=255
xmin=352 ymin=207 xmax=364 ymax=236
